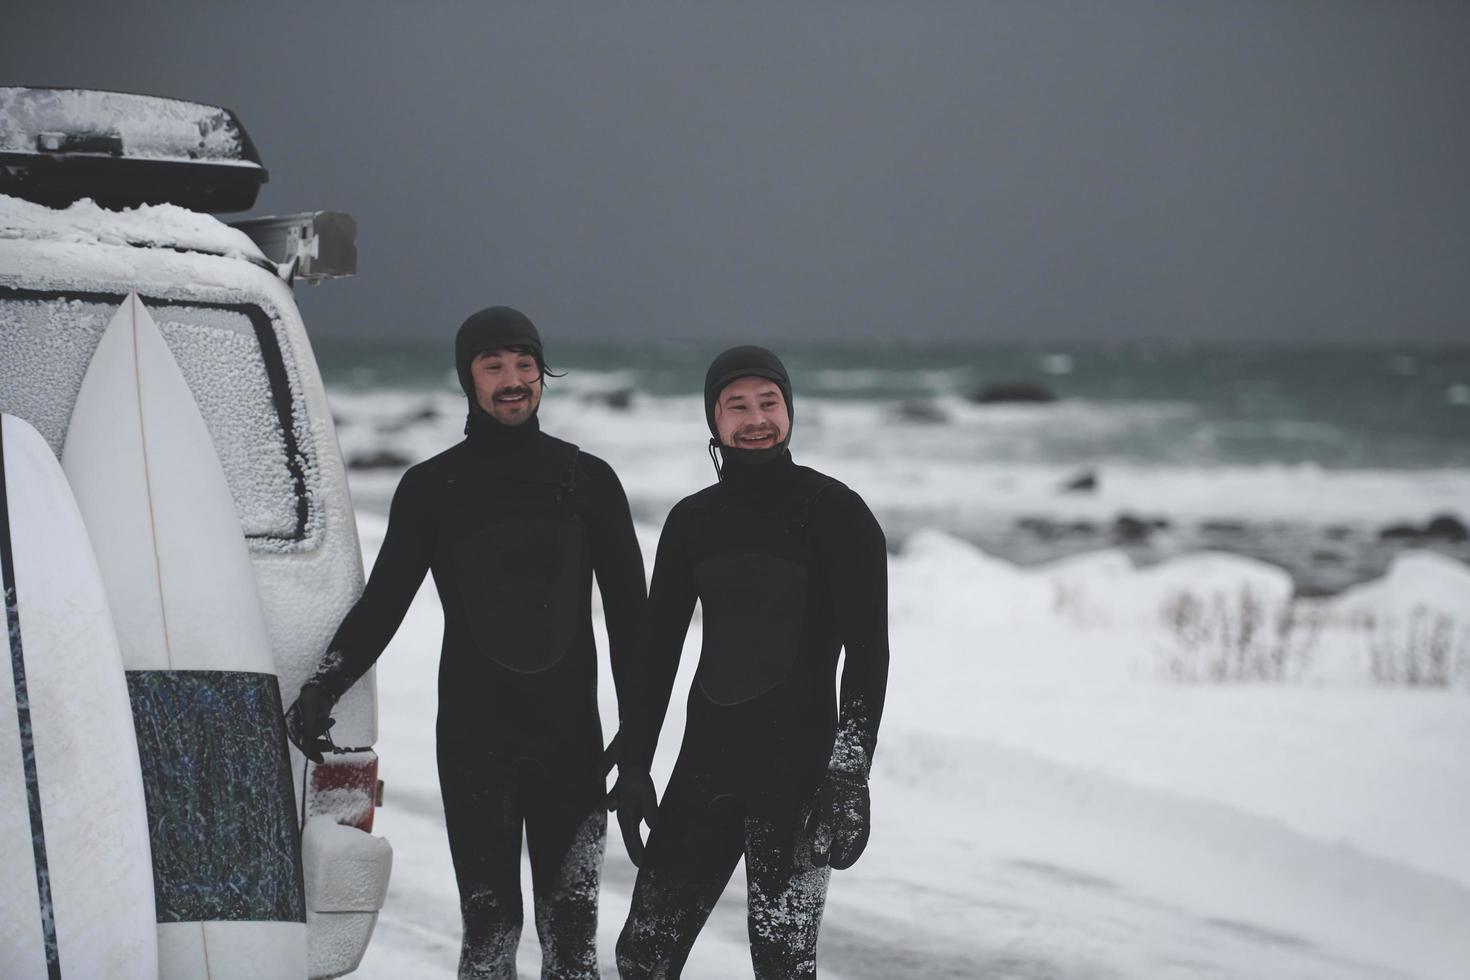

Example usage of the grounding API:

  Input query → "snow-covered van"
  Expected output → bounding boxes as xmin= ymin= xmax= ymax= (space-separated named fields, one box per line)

xmin=0 ymin=87 xmax=389 ymax=978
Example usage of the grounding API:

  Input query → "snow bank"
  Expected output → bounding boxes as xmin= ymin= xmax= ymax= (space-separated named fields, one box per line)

xmin=881 ymin=531 xmax=1470 ymax=888
xmin=893 ymin=528 xmax=1300 ymax=633
xmin=890 ymin=528 xmax=1053 ymax=625
xmin=1332 ymin=550 xmax=1470 ymax=623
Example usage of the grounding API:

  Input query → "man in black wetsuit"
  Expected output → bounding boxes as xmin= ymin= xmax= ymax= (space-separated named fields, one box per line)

xmin=284 ymin=306 xmax=646 ymax=979
xmin=608 ymin=346 xmax=889 ymax=979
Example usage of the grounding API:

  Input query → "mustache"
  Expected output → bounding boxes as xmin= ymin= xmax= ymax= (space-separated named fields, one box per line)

xmin=492 ymin=385 xmax=534 ymax=401
xmin=735 ymin=423 xmax=779 ymax=438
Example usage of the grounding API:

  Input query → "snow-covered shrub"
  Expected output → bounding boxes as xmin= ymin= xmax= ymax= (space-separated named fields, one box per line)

xmin=1158 ymin=586 xmax=1321 ymax=684
xmin=1360 ymin=606 xmax=1469 ymax=688
xmin=1329 ymin=551 xmax=1470 ymax=691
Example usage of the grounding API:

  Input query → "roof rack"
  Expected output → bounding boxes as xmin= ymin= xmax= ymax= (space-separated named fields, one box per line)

xmin=0 ymin=87 xmax=269 ymax=213
xmin=232 ymin=212 xmax=358 ymax=284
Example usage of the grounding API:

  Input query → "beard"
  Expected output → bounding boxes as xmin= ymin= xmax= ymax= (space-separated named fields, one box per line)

xmin=730 ymin=423 xmax=780 ymax=446
xmin=482 ymin=383 xmax=538 ymax=423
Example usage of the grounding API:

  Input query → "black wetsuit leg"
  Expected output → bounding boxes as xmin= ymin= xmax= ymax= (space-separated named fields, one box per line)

xmin=615 ymin=783 xmax=832 ymax=980
xmin=744 ymin=812 xmax=831 ymax=980
xmin=440 ymin=753 xmax=526 ymax=979
xmin=441 ymin=749 xmax=609 ymax=980
xmin=616 ymin=772 xmax=746 ymax=978
xmin=526 ymin=794 xmax=607 ymax=979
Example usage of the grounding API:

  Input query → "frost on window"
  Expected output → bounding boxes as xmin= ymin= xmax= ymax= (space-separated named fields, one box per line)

xmin=0 ymin=293 xmax=311 ymax=547
xmin=0 ymin=296 xmax=111 ymax=447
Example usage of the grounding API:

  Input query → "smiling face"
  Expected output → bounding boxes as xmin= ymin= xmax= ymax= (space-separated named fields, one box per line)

xmin=471 ymin=346 xmax=543 ymax=425
xmin=713 ymin=375 xmax=790 ymax=450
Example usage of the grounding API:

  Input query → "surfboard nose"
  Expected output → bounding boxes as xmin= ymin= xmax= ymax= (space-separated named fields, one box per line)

xmin=63 ymin=292 xmax=279 ymax=674
xmin=61 ymin=295 xmax=308 ymax=979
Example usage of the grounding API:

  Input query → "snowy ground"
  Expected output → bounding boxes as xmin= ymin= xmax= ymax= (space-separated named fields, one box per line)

xmin=347 ymin=510 xmax=1470 ymax=980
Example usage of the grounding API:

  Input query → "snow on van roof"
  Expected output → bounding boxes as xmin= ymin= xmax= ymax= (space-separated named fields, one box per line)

xmin=0 ymin=193 xmax=268 ymax=264
xmin=0 ymin=88 xmax=259 ymax=167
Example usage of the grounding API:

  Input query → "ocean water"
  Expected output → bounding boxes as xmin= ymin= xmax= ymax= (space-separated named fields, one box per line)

xmin=316 ymin=339 xmax=1470 ymax=468
xmin=316 ymin=339 xmax=1470 ymax=594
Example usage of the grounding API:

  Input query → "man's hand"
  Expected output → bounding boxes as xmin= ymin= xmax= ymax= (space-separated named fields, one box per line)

xmin=284 ymin=682 xmax=337 ymax=764
xmin=804 ymin=770 xmax=870 ymax=870
xmin=605 ymin=756 xmax=659 ymax=867
xmin=601 ymin=730 xmax=624 ymax=776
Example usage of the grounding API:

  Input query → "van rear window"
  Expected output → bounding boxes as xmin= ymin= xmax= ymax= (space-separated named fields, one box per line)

xmin=0 ymin=290 xmax=312 ymax=548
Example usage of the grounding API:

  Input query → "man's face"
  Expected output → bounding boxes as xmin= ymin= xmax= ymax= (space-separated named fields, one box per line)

xmin=713 ymin=376 xmax=789 ymax=450
xmin=471 ymin=347 xmax=542 ymax=425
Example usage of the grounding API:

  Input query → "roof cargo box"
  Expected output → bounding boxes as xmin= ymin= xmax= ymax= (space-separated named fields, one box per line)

xmin=0 ymin=87 xmax=268 ymax=213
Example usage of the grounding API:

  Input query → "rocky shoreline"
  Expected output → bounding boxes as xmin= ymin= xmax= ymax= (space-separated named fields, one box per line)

xmin=875 ymin=510 xmax=1470 ymax=597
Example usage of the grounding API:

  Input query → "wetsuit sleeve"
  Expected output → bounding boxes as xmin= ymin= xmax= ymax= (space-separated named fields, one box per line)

xmin=815 ymin=485 xmax=889 ymax=777
xmin=624 ymin=504 xmax=697 ymax=769
xmin=579 ymin=454 xmax=648 ymax=733
xmin=311 ymin=465 xmax=434 ymax=699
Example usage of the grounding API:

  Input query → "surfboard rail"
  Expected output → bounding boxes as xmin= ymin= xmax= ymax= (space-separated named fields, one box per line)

xmin=1 ymin=413 xmax=159 ymax=979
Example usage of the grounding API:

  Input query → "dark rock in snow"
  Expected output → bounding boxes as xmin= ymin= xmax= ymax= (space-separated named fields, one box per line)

xmin=1113 ymin=516 xmax=1149 ymax=541
xmin=1017 ymin=516 xmax=1056 ymax=538
xmin=1378 ymin=522 xmax=1422 ymax=541
xmin=348 ymin=449 xmax=412 ymax=470
xmin=1424 ymin=514 xmax=1469 ymax=542
xmin=1113 ymin=513 xmax=1170 ymax=541
xmin=1201 ymin=520 xmax=1247 ymax=535
xmin=967 ymin=381 xmax=1058 ymax=404
xmin=1016 ymin=515 xmax=1105 ymax=540
xmin=895 ymin=399 xmax=948 ymax=424
xmin=584 ymin=388 xmax=635 ymax=411
xmin=378 ymin=402 xmax=440 ymax=433
xmin=1060 ymin=469 xmax=1098 ymax=493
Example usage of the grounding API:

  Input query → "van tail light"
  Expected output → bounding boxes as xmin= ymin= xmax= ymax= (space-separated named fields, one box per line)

xmin=307 ymin=750 xmax=380 ymax=833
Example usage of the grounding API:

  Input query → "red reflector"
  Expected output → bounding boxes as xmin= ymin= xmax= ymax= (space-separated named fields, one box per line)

xmin=308 ymin=751 xmax=379 ymax=833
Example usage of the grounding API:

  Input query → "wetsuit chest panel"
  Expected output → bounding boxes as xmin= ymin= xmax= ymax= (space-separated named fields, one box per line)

xmin=693 ymin=553 xmax=808 ymax=706
xmin=450 ymin=514 xmax=584 ymax=673
xmin=444 ymin=462 xmax=585 ymax=673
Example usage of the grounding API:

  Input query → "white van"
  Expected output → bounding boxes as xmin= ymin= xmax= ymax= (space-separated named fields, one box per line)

xmin=0 ymin=86 xmax=389 ymax=978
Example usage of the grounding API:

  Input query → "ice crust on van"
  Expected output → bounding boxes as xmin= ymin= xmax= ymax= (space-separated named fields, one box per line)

xmin=0 ymin=193 xmax=267 ymax=263
xmin=0 ymin=88 xmax=258 ymax=167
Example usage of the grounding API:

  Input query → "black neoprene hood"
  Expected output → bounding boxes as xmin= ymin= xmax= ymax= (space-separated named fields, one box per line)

xmin=703 ymin=345 xmax=794 ymax=440
xmin=455 ymin=306 xmax=543 ymax=400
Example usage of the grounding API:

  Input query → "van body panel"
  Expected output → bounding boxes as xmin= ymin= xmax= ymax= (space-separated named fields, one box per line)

xmin=1 ymin=195 xmax=386 ymax=979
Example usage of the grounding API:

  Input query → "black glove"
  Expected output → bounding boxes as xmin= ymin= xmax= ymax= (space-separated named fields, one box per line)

xmin=601 ymin=729 xmax=624 ymax=777
xmin=804 ymin=770 xmax=870 ymax=870
xmin=604 ymin=738 xmax=659 ymax=868
xmin=284 ymin=682 xmax=337 ymax=764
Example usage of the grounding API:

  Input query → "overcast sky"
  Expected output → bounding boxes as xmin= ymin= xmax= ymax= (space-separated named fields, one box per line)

xmin=6 ymin=2 xmax=1468 ymax=345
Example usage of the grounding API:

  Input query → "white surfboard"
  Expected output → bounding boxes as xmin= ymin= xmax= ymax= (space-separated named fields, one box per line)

xmin=61 ymin=294 xmax=307 ymax=979
xmin=0 ymin=413 xmax=159 ymax=979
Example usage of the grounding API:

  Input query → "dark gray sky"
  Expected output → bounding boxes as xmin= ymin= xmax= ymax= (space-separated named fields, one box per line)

xmin=7 ymin=1 xmax=1468 ymax=344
